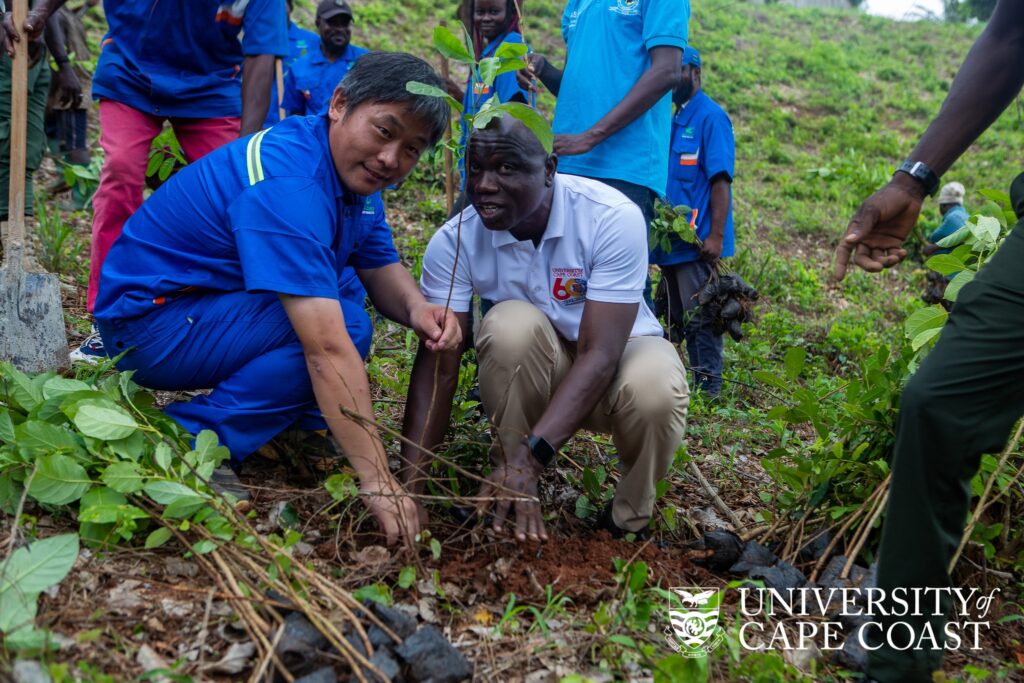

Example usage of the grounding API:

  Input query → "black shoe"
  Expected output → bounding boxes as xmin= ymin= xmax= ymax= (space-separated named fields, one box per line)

xmin=597 ymin=502 xmax=648 ymax=540
xmin=210 ymin=465 xmax=250 ymax=503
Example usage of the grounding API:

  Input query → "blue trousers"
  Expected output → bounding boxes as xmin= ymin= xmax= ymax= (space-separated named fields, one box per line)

xmin=98 ymin=291 xmax=372 ymax=465
xmin=661 ymin=260 xmax=724 ymax=396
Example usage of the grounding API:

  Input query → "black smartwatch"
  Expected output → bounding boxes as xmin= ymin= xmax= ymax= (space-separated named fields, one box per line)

xmin=525 ymin=434 xmax=556 ymax=469
xmin=896 ymin=159 xmax=940 ymax=197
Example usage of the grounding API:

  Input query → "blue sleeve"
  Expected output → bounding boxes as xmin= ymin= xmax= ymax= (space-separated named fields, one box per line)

xmin=349 ymin=193 xmax=400 ymax=270
xmin=281 ymin=66 xmax=305 ymax=115
xmin=228 ymin=177 xmax=339 ymax=298
xmin=641 ymin=0 xmax=689 ymax=50
xmin=241 ymin=0 xmax=289 ymax=57
xmin=930 ymin=211 xmax=965 ymax=243
xmin=701 ymin=109 xmax=735 ymax=182
xmin=493 ymin=33 xmax=531 ymax=104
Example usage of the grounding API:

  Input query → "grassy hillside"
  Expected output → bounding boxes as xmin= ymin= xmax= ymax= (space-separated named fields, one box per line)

xmin=9 ymin=1 xmax=1024 ymax=681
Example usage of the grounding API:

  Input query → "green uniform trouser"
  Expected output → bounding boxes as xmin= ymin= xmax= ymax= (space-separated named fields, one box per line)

xmin=868 ymin=191 xmax=1024 ymax=682
xmin=0 ymin=53 xmax=51 ymax=217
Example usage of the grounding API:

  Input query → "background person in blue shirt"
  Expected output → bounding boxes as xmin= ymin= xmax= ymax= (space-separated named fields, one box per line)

xmin=281 ymin=0 xmax=368 ymax=117
xmin=520 ymin=0 xmax=688 ymax=227
xmin=924 ymin=181 xmax=968 ymax=257
xmin=650 ymin=47 xmax=735 ymax=397
xmin=263 ymin=0 xmax=320 ymax=128
xmin=94 ymin=53 xmax=459 ymax=548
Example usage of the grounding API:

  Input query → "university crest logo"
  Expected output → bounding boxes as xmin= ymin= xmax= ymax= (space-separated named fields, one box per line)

xmin=665 ymin=588 xmax=724 ymax=657
xmin=609 ymin=0 xmax=640 ymax=16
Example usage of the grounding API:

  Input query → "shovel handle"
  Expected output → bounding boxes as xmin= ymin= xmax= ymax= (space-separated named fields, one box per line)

xmin=275 ymin=57 xmax=285 ymax=122
xmin=5 ymin=0 xmax=28 ymax=269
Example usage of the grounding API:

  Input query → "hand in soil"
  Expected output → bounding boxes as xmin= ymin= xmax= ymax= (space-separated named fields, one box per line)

xmin=477 ymin=451 xmax=548 ymax=542
xmin=361 ymin=479 xmax=421 ymax=548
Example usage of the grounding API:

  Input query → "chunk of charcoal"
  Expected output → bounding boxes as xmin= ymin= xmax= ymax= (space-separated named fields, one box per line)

xmin=816 ymin=555 xmax=849 ymax=589
xmin=698 ymin=281 xmax=718 ymax=305
xmin=798 ymin=528 xmax=834 ymax=563
xmin=395 ymin=625 xmax=472 ymax=682
xmin=293 ymin=668 xmax=338 ymax=683
xmin=721 ymin=299 xmax=742 ymax=320
xmin=690 ymin=530 xmax=744 ymax=571
xmin=276 ymin=612 xmax=328 ymax=675
xmin=729 ymin=540 xmax=779 ymax=574
xmin=747 ymin=560 xmax=806 ymax=592
xmin=368 ymin=625 xmax=394 ymax=650
xmin=367 ymin=649 xmax=403 ymax=682
xmin=373 ymin=603 xmax=417 ymax=639
xmin=728 ymin=319 xmax=744 ymax=341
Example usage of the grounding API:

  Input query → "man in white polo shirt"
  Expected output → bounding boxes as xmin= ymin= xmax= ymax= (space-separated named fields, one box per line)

xmin=400 ymin=114 xmax=689 ymax=541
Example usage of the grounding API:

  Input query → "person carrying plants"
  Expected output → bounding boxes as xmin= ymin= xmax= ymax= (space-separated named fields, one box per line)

xmin=519 ymin=0 xmax=689 ymax=229
xmin=262 ymin=0 xmax=320 ymax=128
xmin=833 ymin=2 xmax=1024 ymax=680
xmin=7 ymin=0 xmax=290 ymax=362
xmin=400 ymin=113 xmax=689 ymax=542
xmin=93 ymin=52 xmax=460 ymax=548
xmin=650 ymin=47 xmax=735 ymax=398
xmin=923 ymin=181 xmax=969 ymax=257
xmin=280 ymin=0 xmax=368 ymax=118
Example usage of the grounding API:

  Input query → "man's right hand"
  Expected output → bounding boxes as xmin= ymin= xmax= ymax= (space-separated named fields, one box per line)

xmin=360 ymin=477 xmax=421 ymax=548
xmin=834 ymin=172 xmax=926 ymax=280
xmin=2 ymin=7 xmax=49 ymax=57
xmin=477 ymin=446 xmax=548 ymax=542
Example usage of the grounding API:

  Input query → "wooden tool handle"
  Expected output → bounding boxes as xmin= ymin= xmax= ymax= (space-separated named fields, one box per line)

xmin=275 ymin=57 xmax=285 ymax=122
xmin=441 ymin=56 xmax=454 ymax=215
xmin=5 ymin=0 xmax=29 ymax=269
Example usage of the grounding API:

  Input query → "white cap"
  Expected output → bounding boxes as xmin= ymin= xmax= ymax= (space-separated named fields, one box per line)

xmin=938 ymin=181 xmax=965 ymax=205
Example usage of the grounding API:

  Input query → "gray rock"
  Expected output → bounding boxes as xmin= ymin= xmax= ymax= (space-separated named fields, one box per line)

xmin=729 ymin=541 xmax=779 ymax=574
xmin=373 ymin=603 xmax=417 ymax=639
xmin=293 ymin=667 xmax=338 ymax=683
xmin=368 ymin=649 xmax=403 ymax=682
xmin=368 ymin=625 xmax=394 ymax=650
xmin=277 ymin=612 xmax=328 ymax=676
xmin=395 ymin=625 xmax=472 ymax=683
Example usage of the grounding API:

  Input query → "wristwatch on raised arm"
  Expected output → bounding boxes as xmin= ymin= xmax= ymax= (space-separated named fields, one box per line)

xmin=525 ymin=434 xmax=556 ymax=469
xmin=896 ymin=159 xmax=940 ymax=197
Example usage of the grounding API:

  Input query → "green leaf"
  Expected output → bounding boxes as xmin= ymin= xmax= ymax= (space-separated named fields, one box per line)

xmin=910 ymin=327 xmax=942 ymax=351
xmin=144 ymin=480 xmax=204 ymax=505
xmin=154 ymin=443 xmax=173 ymax=473
xmin=191 ymin=430 xmax=229 ymax=467
xmin=145 ymin=152 xmax=163 ymax=178
xmin=924 ymin=253 xmax=966 ymax=276
xmin=397 ymin=565 xmax=416 ymax=590
xmin=943 ymin=270 xmax=975 ymax=302
xmin=936 ymin=225 xmax=969 ymax=249
xmin=351 ymin=583 xmax=392 ymax=606
xmin=752 ymin=370 xmax=790 ymax=393
xmin=28 ymin=455 xmax=91 ymax=505
xmin=73 ymin=403 xmax=139 ymax=441
xmin=0 ymin=533 xmax=78 ymax=600
xmin=108 ymin=430 xmax=146 ymax=462
xmin=3 ymin=364 xmax=43 ymax=411
xmin=492 ymin=102 xmax=554 ymax=154
xmin=101 ymin=462 xmax=147 ymax=494
xmin=14 ymin=421 xmax=81 ymax=455
xmin=0 ymin=473 xmax=23 ymax=515
xmin=574 ymin=494 xmax=598 ymax=519
xmin=471 ymin=104 xmax=504 ymax=131
xmin=191 ymin=539 xmax=217 ymax=555
xmin=432 ymin=24 xmax=474 ymax=64
xmin=158 ymin=156 xmax=175 ymax=181
xmin=494 ymin=42 xmax=528 ymax=59
xmin=494 ymin=57 xmax=528 ymax=79
xmin=0 ymin=408 xmax=15 ymax=443
xmin=325 ymin=472 xmax=358 ymax=501
xmin=430 ymin=538 xmax=441 ymax=561
xmin=162 ymin=495 xmax=207 ymax=519
xmin=969 ymin=215 xmax=1000 ymax=245
xmin=405 ymin=81 xmax=463 ymax=113
xmin=41 ymin=377 xmax=91 ymax=401
xmin=783 ymin=347 xmax=806 ymax=381
xmin=478 ymin=57 xmax=500 ymax=88
xmin=144 ymin=527 xmax=173 ymax=549
xmin=904 ymin=305 xmax=948 ymax=342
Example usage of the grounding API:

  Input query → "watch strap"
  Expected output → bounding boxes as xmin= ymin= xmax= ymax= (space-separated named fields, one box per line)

xmin=896 ymin=159 xmax=940 ymax=197
xmin=526 ymin=434 xmax=556 ymax=468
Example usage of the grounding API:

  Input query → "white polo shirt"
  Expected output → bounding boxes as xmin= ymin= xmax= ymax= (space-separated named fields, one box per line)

xmin=420 ymin=174 xmax=664 ymax=342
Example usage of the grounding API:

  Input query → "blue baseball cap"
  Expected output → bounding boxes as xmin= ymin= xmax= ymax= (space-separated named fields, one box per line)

xmin=682 ymin=46 xmax=701 ymax=68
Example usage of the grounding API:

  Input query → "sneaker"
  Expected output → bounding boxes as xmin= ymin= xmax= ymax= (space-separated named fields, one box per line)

xmin=69 ymin=324 xmax=107 ymax=364
xmin=210 ymin=465 xmax=251 ymax=503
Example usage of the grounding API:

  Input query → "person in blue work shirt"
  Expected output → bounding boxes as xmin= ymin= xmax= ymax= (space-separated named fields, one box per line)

xmin=15 ymin=0 xmax=292 ymax=364
xmin=264 ymin=0 xmax=320 ymax=128
xmin=281 ymin=0 xmax=368 ymax=117
xmin=924 ymin=181 xmax=968 ymax=257
xmin=446 ymin=0 xmax=532 ymax=178
xmin=650 ymin=47 xmax=735 ymax=397
xmin=94 ymin=52 xmax=459 ymax=548
xmin=520 ymin=0 xmax=688 ymax=227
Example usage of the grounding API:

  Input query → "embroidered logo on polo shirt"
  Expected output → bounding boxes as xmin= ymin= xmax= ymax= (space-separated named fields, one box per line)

xmin=473 ymin=82 xmax=492 ymax=95
xmin=552 ymin=267 xmax=587 ymax=306
xmin=609 ymin=0 xmax=639 ymax=16
xmin=681 ymin=126 xmax=696 ymax=139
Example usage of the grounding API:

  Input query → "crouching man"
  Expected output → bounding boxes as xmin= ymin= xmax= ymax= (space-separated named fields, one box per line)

xmin=400 ymin=114 xmax=690 ymax=541
xmin=94 ymin=52 xmax=460 ymax=546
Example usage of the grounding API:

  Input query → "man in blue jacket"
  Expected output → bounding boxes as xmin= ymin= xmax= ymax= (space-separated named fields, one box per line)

xmin=264 ymin=0 xmax=320 ymax=128
xmin=281 ymin=0 xmax=368 ymax=117
xmin=651 ymin=47 xmax=735 ymax=397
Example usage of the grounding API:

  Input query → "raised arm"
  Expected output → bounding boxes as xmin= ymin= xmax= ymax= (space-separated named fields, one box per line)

xmin=834 ymin=0 xmax=1024 ymax=280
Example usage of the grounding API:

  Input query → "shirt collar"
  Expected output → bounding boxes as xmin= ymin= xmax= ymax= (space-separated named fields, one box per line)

xmin=488 ymin=174 xmax=564 ymax=248
xmin=313 ymin=42 xmax=359 ymax=65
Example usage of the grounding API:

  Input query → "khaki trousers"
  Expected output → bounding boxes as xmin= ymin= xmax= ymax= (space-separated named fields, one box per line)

xmin=476 ymin=300 xmax=690 ymax=532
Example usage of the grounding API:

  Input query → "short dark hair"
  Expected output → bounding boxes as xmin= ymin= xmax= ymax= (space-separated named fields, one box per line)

xmin=337 ymin=52 xmax=450 ymax=146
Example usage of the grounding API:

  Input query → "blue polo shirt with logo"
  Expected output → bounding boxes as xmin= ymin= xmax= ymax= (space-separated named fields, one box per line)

xmin=281 ymin=43 xmax=369 ymax=117
xmin=95 ymin=115 xmax=399 ymax=324
xmin=553 ymin=0 xmax=689 ymax=195
xmin=93 ymin=0 xmax=289 ymax=118
xmin=265 ymin=21 xmax=321 ymax=127
xmin=650 ymin=91 xmax=735 ymax=265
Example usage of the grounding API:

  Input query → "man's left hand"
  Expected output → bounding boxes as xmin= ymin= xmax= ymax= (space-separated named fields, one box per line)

xmin=554 ymin=131 xmax=597 ymax=157
xmin=410 ymin=302 xmax=462 ymax=352
xmin=700 ymin=234 xmax=723 ymax=264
